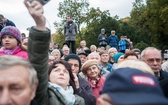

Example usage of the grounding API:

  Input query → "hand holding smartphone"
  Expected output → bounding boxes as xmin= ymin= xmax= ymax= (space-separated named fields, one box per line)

xmin=28 ymin=0 xmax=50 ymax=5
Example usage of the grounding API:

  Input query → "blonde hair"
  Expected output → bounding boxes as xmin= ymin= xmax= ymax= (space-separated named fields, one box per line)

xmin=116 ymin=60 xmax=154 ymax=75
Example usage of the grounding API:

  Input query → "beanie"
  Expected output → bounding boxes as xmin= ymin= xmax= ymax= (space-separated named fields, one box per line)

xmin=0 ymin=26 xmax=22 ymax=43
xmin=64 ymin=54 xmax=82 ymax=69
xmin=113 ymin=52 xmax=124 ymax=63
xmin=81 ymin=60 xmax=99 ymax=75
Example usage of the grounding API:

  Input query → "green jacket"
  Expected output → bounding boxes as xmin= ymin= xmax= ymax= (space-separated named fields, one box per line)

xmin=28 ymin=27 xmax=85 ymax=105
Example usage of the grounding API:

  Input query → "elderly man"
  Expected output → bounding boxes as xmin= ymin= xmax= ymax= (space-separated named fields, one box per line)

xmin=0 ymin=55 xmax=38 ymax=105
xmin=141 ymin=47 xmax=168 ymax=81
xmin=141 ymin=47 xmax=168 ymax=98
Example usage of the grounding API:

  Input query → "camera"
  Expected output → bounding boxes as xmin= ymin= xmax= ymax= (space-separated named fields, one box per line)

xmin=28 ymin=0 xmax=50 ymax=5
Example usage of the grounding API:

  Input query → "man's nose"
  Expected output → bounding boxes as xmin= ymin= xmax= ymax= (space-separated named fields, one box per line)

xmin=0 ymin=89 xmax=12 ymax=104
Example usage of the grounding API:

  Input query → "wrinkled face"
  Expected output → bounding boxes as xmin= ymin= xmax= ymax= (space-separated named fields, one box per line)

xmin=0 ymin=65 xmax=35 ymax=105
xmin=2 ymin=35 xmax=18 ymax=50
xmin=143 ymin=49 xmax=162 ymax=73
xmin=78 ymin=54 xmax=87 ymax=65
xmin=52 ymin=52 xmax=61 ymax=61
xmin=68 ymin=59 xmax=80 ymax=75
xmin=49 ymin=63 xmax=70 ymax=90
xmin=90 ymin=46 xmax=96 ymax=52
xmin=63 ymin=47 xmax=70 ymax=56
xmin=86 ymin=65 xmax=100 ymax=79
xmin=100 ymin=54 xmax=109 ymax=63
xmin=89 ymin=54 xmax=100 ymax=62
xmin=109 ymin=49 xmax=117 ymax=57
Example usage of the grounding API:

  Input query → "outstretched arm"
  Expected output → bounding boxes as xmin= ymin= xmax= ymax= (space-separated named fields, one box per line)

xmin=24 ymin=0 xmax=50 ymax=104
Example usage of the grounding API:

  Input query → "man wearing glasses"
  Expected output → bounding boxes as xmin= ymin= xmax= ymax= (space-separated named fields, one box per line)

xmin=141 ymin=47 xmax=168 ymax=98
xmin=141 ymin=47 xmax=168 ymax=81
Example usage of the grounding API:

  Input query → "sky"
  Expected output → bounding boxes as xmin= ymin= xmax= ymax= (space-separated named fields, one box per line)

xmin=0 ymin=0 xmax=136 ymax=36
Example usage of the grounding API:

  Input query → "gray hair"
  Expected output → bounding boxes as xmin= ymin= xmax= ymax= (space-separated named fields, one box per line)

xmin=0 ymin=55 xmax=38 ymax=90
xmin=141 ymin=47 xmax=161 ymax=60
xmin=51 ymin=49 xmax=61 ymax=55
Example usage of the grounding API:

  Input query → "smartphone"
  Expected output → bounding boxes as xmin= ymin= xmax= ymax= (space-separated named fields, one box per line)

xmin=28 ymin=0 xmax=50 ymax=5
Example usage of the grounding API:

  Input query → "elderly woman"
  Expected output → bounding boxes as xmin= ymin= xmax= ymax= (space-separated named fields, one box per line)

xmin=81 ymin=60 xmax=105 ymax=98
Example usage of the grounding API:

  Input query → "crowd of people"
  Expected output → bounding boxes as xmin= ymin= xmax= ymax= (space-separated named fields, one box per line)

xmin=0 ymin=0 xmax=168 ymax=105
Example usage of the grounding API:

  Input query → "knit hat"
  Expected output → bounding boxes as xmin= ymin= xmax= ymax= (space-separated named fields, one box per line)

xmin=0 ymin=26 xmax=22 ymax=43
xmin=101 ymin=67 xmax=168 ymax=105
xmin=64 ymin=54 xmax=82 ymax=69
xmin=113 ymin=52 xmax=124 ymax=63
xmin=81 ymin=59 xmax=99 ymax=75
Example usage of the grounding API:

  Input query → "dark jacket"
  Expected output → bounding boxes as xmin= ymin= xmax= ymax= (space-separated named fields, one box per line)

xmin=76 ymin=75 xmax=96 ymax=105
xmin=64 ymin=21 xmax=77 ymax=41
xmin=98 ymin=34 xmax=108 ymax=47
xmin=158 ymin=70 xmax=168 ymax=98
xmin=0 ymin=19 xmax=16 ymax=31
xmin=28 ymin=27 xmax=84 ymax=105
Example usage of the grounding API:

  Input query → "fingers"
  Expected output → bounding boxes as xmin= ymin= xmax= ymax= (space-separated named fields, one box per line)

xmin=73 ymin=73 xmax=80 ymax=89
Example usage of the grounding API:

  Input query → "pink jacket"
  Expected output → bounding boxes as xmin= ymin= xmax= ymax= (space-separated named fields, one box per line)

xmin=88 ymin=77 xmax=105 ymax=98
xmin=0 ymin=47 xmax=28 ymax=60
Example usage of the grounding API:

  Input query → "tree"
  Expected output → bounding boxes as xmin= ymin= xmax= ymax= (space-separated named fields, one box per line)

xmin=57 ymin=0 xmax=89 ymax=41
xmin=84 ymin=7 xmax=120 ymax=47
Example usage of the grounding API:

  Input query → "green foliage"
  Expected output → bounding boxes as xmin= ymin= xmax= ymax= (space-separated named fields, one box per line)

xmin=57 ymin=0 xmax=89 ymax=40
xmin=130 ymin=0 xmax=168 ymax=50
xmin=134 ymin=41 xmax=149 ymax=51
xmin=84 ymin=7 xmax=120 ymax=47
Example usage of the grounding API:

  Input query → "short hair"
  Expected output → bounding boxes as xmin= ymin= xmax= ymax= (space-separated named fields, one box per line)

xmin=116 ymin=60 xmax=154 ymax=75
xmin=99 ymin=50 xmax=108 ymax=56
xmin=141 ymin=47 xmax=161 ymax=60
xmin=108 ymin=47 xmax=118 ymax=54
xmin=0 ymin=55 xmax=38 ymax=90
xmin=51 ymin=49 xmax=61 ymax=55
xmin=124 ymin=51 xmax=138 ymax=59
xmin=87 ymin=52 xmax=100 ymax=60
xmin=90 ymin=45 xmax=97 ymax=50
xmin=111 ymin=30 xmax=115 ymax=33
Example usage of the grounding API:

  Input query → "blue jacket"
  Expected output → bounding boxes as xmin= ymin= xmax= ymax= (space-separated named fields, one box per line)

xmin=108 ymin=35 xmax=118 ymax=49
xmin=118 ymin=39 xmax=126 ymax=51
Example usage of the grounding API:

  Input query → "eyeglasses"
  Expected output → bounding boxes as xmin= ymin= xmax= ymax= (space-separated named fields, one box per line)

xmin=145 ymin=58 xmax=162 ymax=63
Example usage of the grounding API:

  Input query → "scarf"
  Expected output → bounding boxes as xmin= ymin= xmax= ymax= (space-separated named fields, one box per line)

xmin=3 ymin=46 xmax=19 ymax=55
xmin=48 ymin=82 xmax=75 ymax=105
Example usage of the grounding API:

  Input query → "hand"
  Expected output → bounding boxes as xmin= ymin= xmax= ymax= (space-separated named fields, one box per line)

xmin=24 ymin=0 xmax=46 ymax=31
xmin=73 ymin=73 xmax=80 ymax=89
